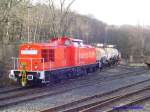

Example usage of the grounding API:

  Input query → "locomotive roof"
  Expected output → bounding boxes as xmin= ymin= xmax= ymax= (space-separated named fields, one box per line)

xmin=19 ymin=43 xmax=54 ymax=47
xmin=50 ymin=37 xmax=83 ymax=42
xmin=19 ymin=37 xmax=85 ymax=48
xmin=20 ymin=43 xmax=50 ymax=45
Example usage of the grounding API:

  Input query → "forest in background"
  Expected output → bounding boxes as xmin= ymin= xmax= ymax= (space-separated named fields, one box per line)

xmin=0 ymin=0 xmax=150 ymax=85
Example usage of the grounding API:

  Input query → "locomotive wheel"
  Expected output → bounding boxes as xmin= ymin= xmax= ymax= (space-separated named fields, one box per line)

xmin=76 ymin=68 xmax=81 ymax=77
xmin=88 ymin=68 xmax=94 ymax=73
xmin=80 ymin=68 xmax=87 ymax=76
xmin=67 ymin=72 xmax=72 ymax=78
xmin=84 ymin=69 xmax=88 ymax=75
xmin=53 ymin=75 xmax=61 ymax=83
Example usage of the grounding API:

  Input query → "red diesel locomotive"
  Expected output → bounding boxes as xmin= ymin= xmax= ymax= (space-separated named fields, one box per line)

xmin=9 ymin=37 xmax=98 ymax=86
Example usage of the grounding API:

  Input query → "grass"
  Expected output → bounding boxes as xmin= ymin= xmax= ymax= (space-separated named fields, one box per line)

xmin=128 ymin=63 xmax=147 ymax=67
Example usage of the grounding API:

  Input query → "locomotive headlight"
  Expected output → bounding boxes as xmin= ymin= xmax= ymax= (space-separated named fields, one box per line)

xmin=19 ymin=73 xmax=22 ymax=77
xmin=34 ymin=65 xmax=38 ymax=69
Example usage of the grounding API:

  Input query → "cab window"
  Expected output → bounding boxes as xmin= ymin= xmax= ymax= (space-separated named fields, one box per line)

xmin=41 ymin=49 xmax=55 ymax=62
xmin=73 ymin=41 xmax=79 ymax=47
xmin=64 ymin=40 xmax=71 ymax=46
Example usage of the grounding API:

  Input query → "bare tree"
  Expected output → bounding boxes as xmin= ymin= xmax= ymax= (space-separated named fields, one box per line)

xmin=48 ymin=0 xmax=76 ymax=37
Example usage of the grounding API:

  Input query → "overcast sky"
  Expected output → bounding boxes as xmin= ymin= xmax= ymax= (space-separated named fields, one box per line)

xmin=33 ymin=0 xmax=150 ymax=25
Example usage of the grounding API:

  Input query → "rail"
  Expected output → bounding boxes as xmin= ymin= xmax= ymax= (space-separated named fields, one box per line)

xmin=11 ymin=57 xmax=45 ymax=71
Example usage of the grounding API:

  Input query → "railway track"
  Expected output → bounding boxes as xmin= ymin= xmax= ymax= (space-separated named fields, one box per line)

xmin=80 ymin=87 xmax=150 ymax=112
xmin=91 ymin=87 xmax=150 ymax=112
xmin=0 ymin=86 xmax=24 ymax=94
xmin=0 ymin=65 xmax=148 ymax=109
xmin=0 ymin=65 xmax=141 ymax=95
xmin=0 ymin=65 xmax=133 ymax=94
xmin=41 ymin=78 xmax=150 ymax=112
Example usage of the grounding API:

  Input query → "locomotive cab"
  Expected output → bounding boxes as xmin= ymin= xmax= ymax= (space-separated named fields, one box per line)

xmin=9 ymin=44 xmax=46 ymax=86
xmin=18 ymin=44 xmax=42 ymax=71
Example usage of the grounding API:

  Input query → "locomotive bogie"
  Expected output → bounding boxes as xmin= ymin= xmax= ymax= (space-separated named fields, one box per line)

xmin=10 ymin=64 xmax=98 ymax=86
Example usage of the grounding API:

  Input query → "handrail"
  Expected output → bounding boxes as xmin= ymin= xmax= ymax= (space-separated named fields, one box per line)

xmin=11 ymin=57 xmax=45 ymax=71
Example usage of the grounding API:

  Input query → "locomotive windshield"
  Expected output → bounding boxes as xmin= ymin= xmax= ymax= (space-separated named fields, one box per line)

xmin=21 ymin=50 xmax=38 ymax=55
xmin=72 ymin=41 xmax=83 ymax=47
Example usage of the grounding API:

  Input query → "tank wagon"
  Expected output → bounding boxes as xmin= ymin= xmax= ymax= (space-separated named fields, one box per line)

xmin=95 ymin=44 xmax=120 ymax=68
xmin=105 ymin=46 xmax=120 ymax=65
xmin=9 ymin=37 xmax=121 ymax=87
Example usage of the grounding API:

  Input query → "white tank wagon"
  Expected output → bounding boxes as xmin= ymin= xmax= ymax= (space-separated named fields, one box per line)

xmin=95 ymin=44 xmax=107 ymax=68
xmin=105 ymin=45 xmax=119 ymax=58
xmin=95 ymin=43 xmax=121 ymax=68
xmin=105 ymin=47 xmax=114 ymax=60
xmin=95 ymin=44 xmax=106 ymax=60
xmin=111 ymin=48 xmax=119 ymax=58
xmin=105 ymin=45 xmax=118 ymax=58
xmin=95 ymin=47 xmax=108 ymax=68
xmin=96 ymin=47 xmax=107 ymax=60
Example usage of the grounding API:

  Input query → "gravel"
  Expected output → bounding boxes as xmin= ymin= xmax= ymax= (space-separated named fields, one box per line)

xmin=0 ymin=66 xmax=148 ymax=112
xmin=115 ymin=98 xmax=150 ymax=112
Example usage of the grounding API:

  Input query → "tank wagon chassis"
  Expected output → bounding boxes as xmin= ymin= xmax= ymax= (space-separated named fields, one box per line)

xmin=9 ymin=57 xmax=98 ymax=87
